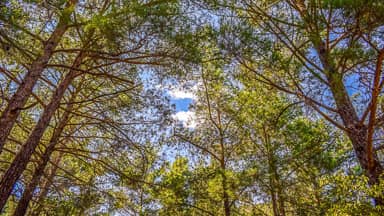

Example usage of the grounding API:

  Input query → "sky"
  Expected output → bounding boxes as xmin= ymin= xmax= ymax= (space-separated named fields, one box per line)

xmin=168 ymin=87 xmax=197 ymax=128
xmin=138 ymin=69 xmax=197 ymax=128
xmin=172 ymin=98 xmax=192 ymax=112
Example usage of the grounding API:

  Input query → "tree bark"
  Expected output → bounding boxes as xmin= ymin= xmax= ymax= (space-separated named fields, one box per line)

xmin=0 ymin=0 xmax=77 ymax=154
xmin=320 ymin=44 xmax=384 ymax=205
xmin=0 ymin=52 xmax=85 ymax=210
xmin=277 ymin=185 xmax=285 ymax=216
xmin=30 ymin=152 xmax=63 ymax=216
xmin=12 ymin=97 xmax=74 ymax=216
xmin=221 ymin=171 xmax=231 ymax=216
xmin=265 ymin=129 xmax=285 ymax=216
xmin=294 ymin=0 xmax=384 ymax=205
xmin=346 ymin=126 xmax=384 ymax=205
xmin=270 ymin=188 xmax=279 ymax=216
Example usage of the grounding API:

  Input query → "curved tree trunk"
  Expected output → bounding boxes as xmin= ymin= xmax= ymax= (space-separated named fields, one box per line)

xmin=0 ymin=0 xmax=77 ymax=154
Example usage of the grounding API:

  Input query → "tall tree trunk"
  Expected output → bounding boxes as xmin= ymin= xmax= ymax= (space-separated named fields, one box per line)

xmin=293 ymin=0 xmax=384 ymax=205
xmin=263 ymin=126 xmax=285 ymax=216
xmin=345 ymin=126 xmax=384 ymax=205
xmin=0 ymin=52 xmax=85 ymax=210
xmin=270 ymin=184 xmax=279 ymax=216
xmin=320 ymin=46 xmax=384 ymax=205
xmin=273 ymin=153 xmax=285 ymax=216
xmin=30 ymin=152 xmax=63 ymax=216
xmin=218 ymin=114 xmax=230 ymax=216
xmin=277 ymin=186 xmax=285 ymax=216
xmin=221 ymin=171 xmax=231 ymax=216
xmin=0 ymin=0 xmax=77 ymax=154
xmin=13 ymin=97 xmax=74 ymax=216
xmin=267 ymin=145 xmax=279 ymax=216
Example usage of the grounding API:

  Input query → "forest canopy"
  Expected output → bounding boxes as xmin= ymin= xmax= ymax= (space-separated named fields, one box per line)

xmin=0 ymin=0 xmax=383 ymax=215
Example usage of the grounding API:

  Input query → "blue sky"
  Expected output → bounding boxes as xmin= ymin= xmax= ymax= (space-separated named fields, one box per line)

xmin=171 ymin=98 xmax=192 ymax=112
xmin=139 ymin=70 xmax=197 ymax=127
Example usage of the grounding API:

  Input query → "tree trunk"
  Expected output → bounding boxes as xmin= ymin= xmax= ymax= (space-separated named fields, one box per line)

xmin=0 ymin=0 xmax=77 ymax=154
xmin=268 ymin=148 xmax=281 ymax=216
xmin=13 ymin=98 xmax=74 ymax=216
xmin=270 ymin=188 xmax=279 ymax=216
xmin=316 ymin=49 xmax=384 ymax=206
xmin=30 ymin=152 xmax=64 ymax=216
xmin=347 ymin=126 xmax=384 ymax=205
xmin=320 ymin=46 xmax=384 ymax=205
xmin=221 ymin=171 xmax=231 ymax=216
xmin=0 ymin=52 xmax=84 ymax=210
xmin=294 ymin=1 xmax=384 ymax=198
xmin=277 ymin=186 xmax=285 ymax=216
xmin=263 ymin=125 xmax=285 ymax=216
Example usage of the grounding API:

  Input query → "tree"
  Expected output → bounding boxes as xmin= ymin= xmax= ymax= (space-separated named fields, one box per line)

xmin=0 ymin=0 xmax=197 ymax=213
xmin=204 ymin=0 xmax=384 ymax=205
xmin=13 ymin=81 xmax=80 ymax=216
xmin=1 ymin=0 xmax=382 ymax=214
xmin=0 ymin=0 xmax=78 ymax=153
xmin=233 ymin=75 xmax=356 ymax=215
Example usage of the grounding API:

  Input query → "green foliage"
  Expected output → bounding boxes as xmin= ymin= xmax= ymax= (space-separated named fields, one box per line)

xmin=1 ymin=0 xmax=384 ymax=215
xmin=320 ymin=173 xmax=384 ymax=215
xmin=150 ymin=157 xmax=194 ymax=215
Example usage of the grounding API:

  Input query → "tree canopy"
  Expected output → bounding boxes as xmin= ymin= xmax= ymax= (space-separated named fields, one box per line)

xmin=0 ymin=0 xmax=383 ymax=215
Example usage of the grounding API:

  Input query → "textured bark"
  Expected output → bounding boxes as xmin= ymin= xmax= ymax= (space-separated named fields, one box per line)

xmin=320 ymin=46 xmax=384 ymax=205
xmin=0 ymin=52 xmax=84 ymax=210
xmin=295 ymin=0 xmax=384 ymax=204
xmin=317 ymin=49 xmax=383 ymax=206
xmin=30 ymin=153 xmax=63 ymax=216
xmin=0 ymin=0 xmax=77 ymax=154
xmin=13 ymin=100 xmax=74 ymax=216
xmin=347 ymin=126 xmax=384 ymax=205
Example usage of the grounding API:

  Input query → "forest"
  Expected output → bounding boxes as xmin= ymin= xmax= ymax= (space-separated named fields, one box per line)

xmin=0 ymin=0 xmax=383 ymax=215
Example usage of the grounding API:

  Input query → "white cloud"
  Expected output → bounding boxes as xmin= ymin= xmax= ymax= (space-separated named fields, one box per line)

xmin=156 ymin=82 xmax=198 ymax=100
xmin=168 ymin=89 xmax=196 ymax=100
xmin=172 ymin=111 xmax=197 ymax=128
